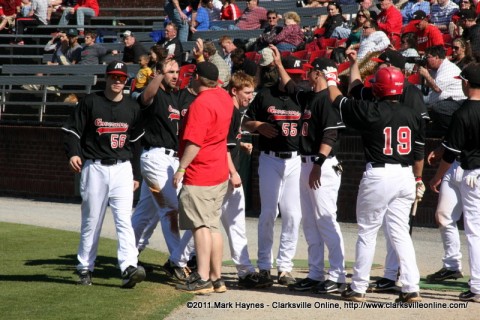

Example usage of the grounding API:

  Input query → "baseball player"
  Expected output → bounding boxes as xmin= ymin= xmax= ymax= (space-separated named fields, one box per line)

xmin=323 ymin=66 xmax=425 ymax=303
xmin=347 ymin=48 xmax=430 ymax=291
xmin=429 ymin=62 xmax=480 ymax=302
xmin=270 ymin=47 xmax=347 ymax=293
xmin=62 ymin=61 xmax=146 ymax=288
xmin=242 ymin=55 xmax=303 ymax=286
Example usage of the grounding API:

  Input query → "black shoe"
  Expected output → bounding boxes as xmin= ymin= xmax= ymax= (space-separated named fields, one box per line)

xmin=121 ymin=265 xmax=146 ymax=289
xmin=213 ymin=278 xmax=227 ymax=293
xmin=459 ymin=290 xmax=480 ymax=302
xmin=137 ymin=261 xmax=154 ymax=273
xmin=426 ymin=268 xmax=463 ymax=282
xmin=162 ymin=259 xmax=190 ymax=281
xmin=278 ymin=271 xmax=296 ymax=286
xmin=289 ymin=277 xmax=320 ymax=291
xmin=187 ymin=255 xmax=197 ymax=271
xmin=395 ymin=291 xmax=422 ymax=303
xmin=176 ymin=272 xmax=214 ymax=294
xmin=341 ymin=284 xmax=366 ymax=302
xmin=77 ymin=269 xmax=92 ymax=286
xmin=238 ymin=271 xmax=274 ymax=288
xmin=367 ymin=277 xmax=399 ymax=292
xmin=313 ymin=279 xmax=346 ymax=294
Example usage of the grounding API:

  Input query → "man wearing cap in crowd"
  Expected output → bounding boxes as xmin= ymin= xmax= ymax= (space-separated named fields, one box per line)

xmin=429 ymin=62 xmax=480 ymax=303
xmin=403 ymin=10 xmax=444 ymax=54
xmin=122 ymin=30 xmax=148 ymax=64
xmin=63 ymin=28 xmax=82 ymax=65
xmin=376 ymin=0 xmax=402 ymax=48
xmin=460 ymin=9 xmax=480 ymax=58
xmin=430 ymin=0 xmax=459 ymax=33
xmin=62 ymin=60 xmax=146 ymax=288
xmin=242 ymin=54 xmax=303 ymax=287
xmin=157 ymin=22 xmax=184 ymax=66
xmin=173 ymin=61 xmax=233 ymax=294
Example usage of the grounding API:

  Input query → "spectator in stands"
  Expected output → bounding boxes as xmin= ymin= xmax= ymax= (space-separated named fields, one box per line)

xmin=376 ymin=0 xmax=402 ymax=48
xmin=255 ymin=10 xmax=282 ymax=51
xmin=419 ymin=45 xmax=466 ymax=107
xmin=121 ymin=30 xmax=148 ymax=64
xmin=352 ymin=20 xmax=390 ymax=60
xmin=358 ymin=0 xmax=379 ymax=20
xmin=131 ymin=54 xmax=153 ymax=99
xmin=269 ymin=11 xmax=304 ymax=52
xmin=164 ymin=0 xmax=193 ymax=42
xmin=449 ymin=0 xmax=474 ymax=38
xmin=220 ymin=0 xmax=240 ymax=20
xmin=44 ymin=30 xmax=69 ymax=64
xmin=317 ymin=1 xmax=347 ymax=38
xmin=231 ymin=47 xmax=257 ymax=76
xmin=14 ymin=0 xmax=48 ymax=45
xmin=58 ymin=0 xmax=99 ymax=36
xmin=157 ymin=23 xmax=184 ymax=66
xmin=331 ymin=9 xmax=370 ymax=46
xmin=232 ymin=0 xmax=267 ymax=30
xmin=190 ymin=0 xmax=210 ymax=33
xmin=401 ymin=0 xmax=430 ymax=24
xmin=219 ymin=35 xmax=237 ymax=68
xmin=430 ymin=0 xmax=459 ymax=33
xmin=63 ymin=28 xmax=81 ymax=64
xmin=0 ymin=0 xmax=21 ymax=32
xmin=148 ymin=44 xmax=168 ymax=73
xmin=451 ymin=38 xmax=474 ymax=69
xmin=202 ymin=40 xmax=231 ymax=85
xmin=20 ymin=0 xmax=32 ymax=16
xmin=399 ymin=32 xmax=419 ymax=74
xmin=208 ymin=0 xmax=222 ymax=21
xmin=460 ymin=9 xmax=480 ymax=59
xmin=410 ymin=10 xmax=444 ymax=54
xmin=79 ymin=31 xmax=117 ymax=65
xmin=48 ymin=0 xmax=76 ymax=24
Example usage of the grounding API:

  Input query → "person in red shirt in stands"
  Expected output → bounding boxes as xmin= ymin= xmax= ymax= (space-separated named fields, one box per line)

xmin=220 ymin=0 xmax=241 ymax=20
xmin=0 ymin=0 xmax=21 ymax=32
xmin=58 ymin=0 xmax=100 ymax=36
xmin=376 ymin=0 xmax=402 ymax=48
xmin=408 ymin=10 xmax=444 ymax=54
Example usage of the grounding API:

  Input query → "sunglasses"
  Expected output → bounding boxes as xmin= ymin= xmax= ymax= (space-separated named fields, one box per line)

xmin=363 ymin=26 xmax=372 ymax=29
xmin=357 ymin=14 xmax=366 ymax=17
xmin=452 ymin=46 xmax=461 ymax=50
xmin=268 ymin=17 xmax=277 ymax=19
xmin=110 ymin=75 xmax=127 ymax=82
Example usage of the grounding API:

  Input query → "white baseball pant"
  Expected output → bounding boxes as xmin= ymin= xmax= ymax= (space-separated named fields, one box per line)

xmin=351 ymin=163 xmax=420 ymax=294
xmin=257 ymin=152 xmax=302 ymax=272
xmin=77 ymin=160 xmax=138 ymax=273
xmin=300 ymin=156 xmax=346 ymax=283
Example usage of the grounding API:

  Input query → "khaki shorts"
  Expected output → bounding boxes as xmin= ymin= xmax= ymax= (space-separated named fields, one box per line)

xmin=178 ymin=181 xmax=228 ymax=232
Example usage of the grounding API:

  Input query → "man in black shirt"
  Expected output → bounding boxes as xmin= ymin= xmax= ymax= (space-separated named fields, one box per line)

xmin=157 ymin=23 xmax=184 ymax=66
xmin=121 ymin=30 xmax=148 ymax=64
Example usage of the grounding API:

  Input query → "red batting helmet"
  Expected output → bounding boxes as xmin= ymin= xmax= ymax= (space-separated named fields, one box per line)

xmin=369 ymin=67 xmax=404 ymax=97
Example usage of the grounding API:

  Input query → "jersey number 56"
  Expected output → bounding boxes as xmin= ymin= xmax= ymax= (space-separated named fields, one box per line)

xmin=383 ymin=126 xmax=411 ymax=155
xmin=111 ymin=134 xmax=127 ymax=149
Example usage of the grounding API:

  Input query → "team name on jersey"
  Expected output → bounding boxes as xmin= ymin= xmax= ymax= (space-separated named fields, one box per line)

xmin=267 ymin=106 xmax=301 ymax=121
xmin=94 ymin=118 xmax=128 ymax=135
xmin=417 ymin=36 xmax=427 ymax=44
xmin=302 ymin=109 xmax=312 ymax=120
xmin=167 ymin=105 xmax=181 ymax=120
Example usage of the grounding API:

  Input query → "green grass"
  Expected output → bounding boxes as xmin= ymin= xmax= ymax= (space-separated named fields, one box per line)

xmin=0 ymin=222 xmax=192 ymax=320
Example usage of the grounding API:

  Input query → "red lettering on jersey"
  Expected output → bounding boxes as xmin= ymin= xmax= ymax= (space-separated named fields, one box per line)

xmin=97 ymin=127 xmax=128 ymax=135
xmin=94 ymin=118 xmax=129 ymax=135
xmin=302 ymin=110 xmax=312 ymax=120
xmin=168 ymin=105 xmax=181 ymax=121
xmin=181 ymin=109 xmax=188 ymax=117
xmin=267 ymin=106 xmax=301 ymax=121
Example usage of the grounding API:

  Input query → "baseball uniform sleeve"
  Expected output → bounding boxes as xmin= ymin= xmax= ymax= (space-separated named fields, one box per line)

xmin=413 ymin=113 xmax=426 ymax=161
xmin=441 ymin=111 xmax=464 ymax=162
xmin=62 ymin=98 xmax=89 ymax=159
xmin=333 ymin=95 xmax=375 ymax=131
xmin=227 ymin=109 xmax=241 ymax=150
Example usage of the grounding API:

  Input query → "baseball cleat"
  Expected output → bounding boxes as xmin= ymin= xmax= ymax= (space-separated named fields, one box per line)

xmin=367 ymin=277 xmax=399 ymax=292
xmin=278 ymin=271 xmax=296 ymax=286
xmin=212 ymin=278 xmax=227 ymax=293
xmin=238 ymin=271 xmax=274 ymax=289
xmin=395 ymin=291 xmax=422 ymax=303
xmin=313 ymin=279 xmax=346 ymax=294
xmin=176 ymin=272 xmax=214 ymax=294
xmin=341 ymin=284 xmax=366 ymax=302
xmin=426 ymin=268 xmax=463 ymax=282
xmin=162 ymin=259 xmax=190 ymax=281
xmin=121 ymin=265 xmax=146 ymax=289
xmin=459 ymin=290 xmax=480 ymax=302
xmin=77 ymin=269 xmax=92 ymax=286
xmin=289 ymin=277 xmax=320 ymax=292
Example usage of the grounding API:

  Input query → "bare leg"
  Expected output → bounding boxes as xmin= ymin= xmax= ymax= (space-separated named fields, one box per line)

xmin=193 ymin=226 xmax=212 ymax=280
xmin=210 ymin=232 xmax=223 ymax=281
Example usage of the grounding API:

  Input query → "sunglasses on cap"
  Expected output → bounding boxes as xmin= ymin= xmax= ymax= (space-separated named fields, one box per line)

xmin=109 ymin=75 xmax=128 ymax=82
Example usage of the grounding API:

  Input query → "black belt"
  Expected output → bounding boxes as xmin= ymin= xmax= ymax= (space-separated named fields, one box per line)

xmin=144 ymin=146 xmax=178 ymax=157
xmin=301 ymin=155 xmax=334 ymax=163
xmin=92 ymin=159 xmax=128 ymax=165
xmin=371 ymin=163 xmax=409 ymax=168
xmin=263 ymin=151 xmax=297 ymax=159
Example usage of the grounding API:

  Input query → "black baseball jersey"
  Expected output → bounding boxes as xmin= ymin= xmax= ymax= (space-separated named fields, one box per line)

xmin=284 ymin=81 xmax=345 ymax=155
xmin=350 ymin=80 xmax=430 ymax=122
xmin=333 ymin=96 xmax=425 ymax=164
xmin=138 ymin=88 xmax=181 ymax=151
xmin=177 ymin=87 xmax=197 ymax=124
xmin=62 ymin=91 xmax=144 ymax=160
xmin=227 ymin=107 xmax=242 ymax=171
xmin=442 ymin=100 xmax=480 ymax=170
xmin=245 ymin=86 xmax=301 ymax=152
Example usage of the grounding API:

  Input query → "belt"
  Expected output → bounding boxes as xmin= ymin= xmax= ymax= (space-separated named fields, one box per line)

xmin=92 ymin=159 xmax=128 ymax=165
xmin=301 ymin=155 xmax=334 ymax=163
xmin=263 ymin=151 xmax=298 ymax=159
xmin=144 ymin=146 xmax=178 ymax=157
xmin=370 ymin=163 xmax=409 ymax=168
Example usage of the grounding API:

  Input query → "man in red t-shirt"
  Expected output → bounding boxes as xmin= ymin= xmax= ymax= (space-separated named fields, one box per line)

xmin=377 ymin=0 xmax=402 ymax=48
xmin=173 ymin=61 xmax=234 ymax=294
xmin=405 ymin=10 xmax=444 ymax=53
xmin=235 ymin=0 xmax=267 ymax=30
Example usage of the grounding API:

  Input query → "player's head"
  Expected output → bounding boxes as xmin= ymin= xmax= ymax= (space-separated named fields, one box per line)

xmin=192 ymin=61 xmax=220 ymax=90
xmin=228 ymin=71 xmax=256 ymax=108
xmin=372 ymin=49 xmax=406 ymax=72
xmin=455 ymin=63 xmax=480 ymax=96
xmin=283 ymin=56 xmax=306 ymax=83
xmin=105 ymin=61 xmax=128 ymax=95
xmin=370 ymin=67 xmax=404 ymax=99
xmin=157 ymin=59 xmax=179 ymax=90
xmin=304 ymin=58 xmax=336 ymax=86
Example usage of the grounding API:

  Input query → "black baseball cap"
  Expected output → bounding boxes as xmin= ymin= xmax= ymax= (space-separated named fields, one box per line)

xmin=283 ymin=56 xmax=305 ymax=74
xmin=304 ymin=58 xmax=336 ymax=71
xmin=106 ymin=61 xmax=128 ymax=77
xmin=66 ymin=28 xmax=78 ymax=37
xmin=410 ymin=10 xmax=427 ymax=22
xmin=372 ymin=49 xmax=406 ymax=70
xmin=454 ymin=63 xmax=480 ymax=86
xmin=195 ymin=61 xmax=220 ymax=82
xmin=459 ymin=9 xmax=476 ymax=20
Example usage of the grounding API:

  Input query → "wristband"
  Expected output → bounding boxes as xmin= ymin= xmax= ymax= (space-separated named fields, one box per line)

xmin=177 ymin=168 xmax=186 ymax=173
xmin=313 ymin=153 xmax=327 ymax=166
xmin=415 ymin=176 xmax=422 ymax=182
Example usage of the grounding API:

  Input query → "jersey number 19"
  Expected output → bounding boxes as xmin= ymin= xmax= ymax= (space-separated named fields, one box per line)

xmin=383 ymin=126 xmax=411 ymax=155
